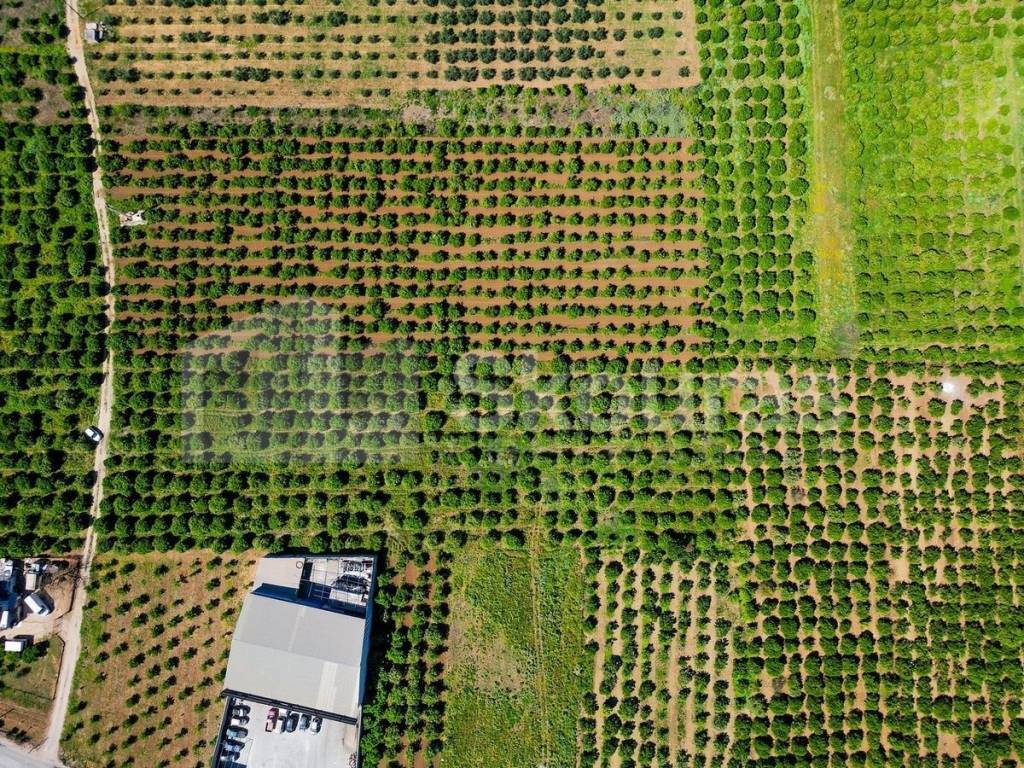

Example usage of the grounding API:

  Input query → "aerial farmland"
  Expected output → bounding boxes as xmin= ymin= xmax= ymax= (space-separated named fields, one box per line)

xmin=0 ymin=0 xmax=1023 ymax=767
xmin=87 ymin=0 xmax=700 ymax=106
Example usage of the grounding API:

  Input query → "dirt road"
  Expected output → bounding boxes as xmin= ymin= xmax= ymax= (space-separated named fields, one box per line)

xmin=36 ymin=0 xmax=118 ymax=762
xmin=0 ymin=740 xmax=63 ymax=768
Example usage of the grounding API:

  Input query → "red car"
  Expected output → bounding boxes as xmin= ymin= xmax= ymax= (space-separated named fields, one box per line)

xmin=265 ymin=707 xmax=278 ymax=732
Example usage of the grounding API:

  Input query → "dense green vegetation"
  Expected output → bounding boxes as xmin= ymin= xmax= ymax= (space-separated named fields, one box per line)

xmin=0 ymin=0 xmax=106 ymax=553
xmin=360 ymin=545 xmax=449 ymax=768
xmin=844 ymin=0 xmax=1024 ymax=361
xmin=442 ymin=543 xmax=586 ymax=768
xmin=27 ymin=0 xmax=1024 ymax=767
xmin=693 ymin=0 xmax=815 ymax=354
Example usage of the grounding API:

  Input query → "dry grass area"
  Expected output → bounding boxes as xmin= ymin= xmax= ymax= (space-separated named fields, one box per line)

xmin=84 ymin=0 xmax=699 ymax=107
xmin=61 ymin=552 xmax=256 ymax=768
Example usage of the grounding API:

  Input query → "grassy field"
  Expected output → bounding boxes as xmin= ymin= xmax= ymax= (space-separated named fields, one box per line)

xmin=442 ymin=542 xmax=587 ymax=768
xmin=61 ymin=553 xmax=255 ymax=768
xmin=0 ymin=638 xmax=62 ymax=746
xmin=806 ymin=0 xmax=856 ymax=356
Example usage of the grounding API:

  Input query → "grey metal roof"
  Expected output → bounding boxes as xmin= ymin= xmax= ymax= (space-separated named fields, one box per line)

xmin=223 ymin=592 xmax=368 ymax=719
xmin=253 ymin=556 xmax=304 ymax=592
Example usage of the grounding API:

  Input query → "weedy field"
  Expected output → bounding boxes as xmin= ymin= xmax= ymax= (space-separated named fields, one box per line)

xmin=442 ymin=543 xmax=586 ymax=768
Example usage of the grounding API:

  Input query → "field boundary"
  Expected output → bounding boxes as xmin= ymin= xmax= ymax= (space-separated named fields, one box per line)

xmin=807 ymin=0 xmax=856 ymax=356
xmin=44 ymin=0 xmax=118 ymax=760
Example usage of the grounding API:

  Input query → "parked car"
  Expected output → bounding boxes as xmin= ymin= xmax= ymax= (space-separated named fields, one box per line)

xmin=230 ymin=715 xmax=249 ymax=726
xmin=299 ymin=713 xmax=311 ymax=731
xmin=310 ymin=715 xmax=322 ymax=734
xmin=285 ymin=712 xmax=299 ymax=733
xmin=84 ymin=426 xmax=103 ymax=443
xmin=226 ymin=726 xmax=247 ymax=739
xmin=233 ymin=703 xmax=250 ymax=714
xmin=265 ymin=707 xmax=278 ymax=732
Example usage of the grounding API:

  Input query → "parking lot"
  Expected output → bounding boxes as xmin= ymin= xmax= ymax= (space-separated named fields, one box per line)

xmin=218 ymin=699 xmax=358 ymax=768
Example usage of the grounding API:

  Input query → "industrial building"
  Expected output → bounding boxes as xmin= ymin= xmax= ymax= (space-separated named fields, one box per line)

xmin=212 ymin=554 xmax=377 ymax=768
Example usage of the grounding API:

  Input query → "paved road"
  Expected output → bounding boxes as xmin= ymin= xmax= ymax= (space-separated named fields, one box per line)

xmin=37 ymin=1 xmax=118 ymax=762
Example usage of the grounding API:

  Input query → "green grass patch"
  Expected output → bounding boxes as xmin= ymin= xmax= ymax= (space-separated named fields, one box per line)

xmin=0 ymin=637 xmax=60 ymax=711
xmin=442 ymin=542 xmax=588 ymax=768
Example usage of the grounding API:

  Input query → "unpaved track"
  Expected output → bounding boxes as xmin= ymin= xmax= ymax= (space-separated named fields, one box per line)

xmin=36 ymin=2 xmax=118 ymax=762
xmin=0 ymin=740 xmax=63 ymax=768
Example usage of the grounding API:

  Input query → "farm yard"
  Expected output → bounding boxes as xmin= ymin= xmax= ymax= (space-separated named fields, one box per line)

xmin=84 ymin=0 xmax=699 ymax=107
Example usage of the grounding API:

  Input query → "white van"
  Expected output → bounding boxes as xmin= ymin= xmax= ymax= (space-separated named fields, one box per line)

xmin=23 ymin=592 xmax=51 ymax=616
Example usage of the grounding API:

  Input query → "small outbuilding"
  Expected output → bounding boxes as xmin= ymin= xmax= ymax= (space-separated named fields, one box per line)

xmin=117 ymin=209 xmax=147 ymax=228
xmin=4 ymin=638 xmax=27 ymax=653
xmin=84 ymin=22 xmax=103 ymax=44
